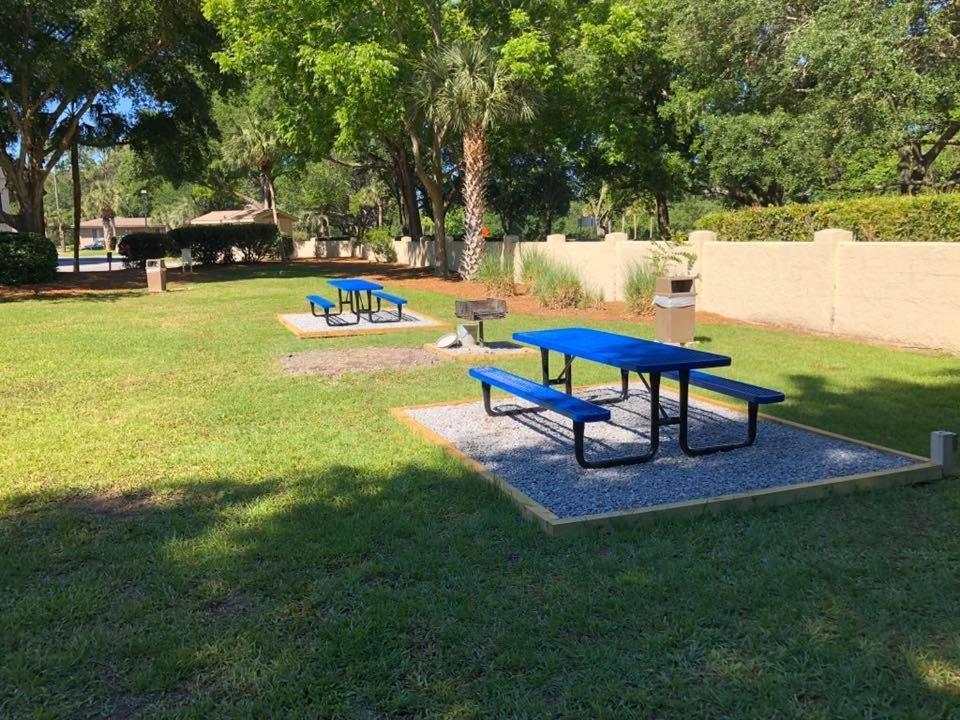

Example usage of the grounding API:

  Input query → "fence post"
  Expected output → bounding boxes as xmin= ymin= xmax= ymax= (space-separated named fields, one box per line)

xmin=502 ymin=235 xmax=517 ymax=270
xmin=688 ymin=230 xmax=715 ymax=305
xmin=814 ymin=228 xmax=852 ymax=332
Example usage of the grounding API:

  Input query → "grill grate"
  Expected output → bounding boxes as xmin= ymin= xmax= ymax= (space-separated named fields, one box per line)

xmin=455 ymin=299 xmax=508 ymax=321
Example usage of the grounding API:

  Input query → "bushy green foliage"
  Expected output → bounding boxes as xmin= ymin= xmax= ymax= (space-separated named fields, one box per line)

xmin=623 ymin=261 xmax=658 ymax=315
xmin=474 ymin=251 xmax=516 ymax=296
xmin=0 ymin=232 xmax=58 ymax=285
xmin=117 ymin=232 xmax=172 ymax=269
xmin=363 ymin=227 xmax=397 ymax=262
xmin=697 ymin=194 xmax=960 ymax=243
xmin=167 ymin=223 xmax=282 ymax=265
xmin=520 ymin=248 xmax=589 ymax=309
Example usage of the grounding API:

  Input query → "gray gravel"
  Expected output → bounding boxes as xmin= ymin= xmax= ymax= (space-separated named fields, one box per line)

xmin=281 ymin=309 xmax=443 ymax=336
xmin=406 ymin=384 xmax=915 ymax=519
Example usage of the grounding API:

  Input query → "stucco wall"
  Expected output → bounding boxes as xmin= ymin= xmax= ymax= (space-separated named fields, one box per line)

xmin=286 ymin=226 xmax=960 ymax=353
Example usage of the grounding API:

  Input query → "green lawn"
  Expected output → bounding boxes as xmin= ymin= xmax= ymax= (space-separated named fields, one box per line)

xmin=2 ymin=264 xmax=959 ymax=718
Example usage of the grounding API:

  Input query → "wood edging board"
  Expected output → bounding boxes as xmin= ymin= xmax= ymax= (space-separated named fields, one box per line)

xmin=278 ymin=311 xmax=449 ymax=339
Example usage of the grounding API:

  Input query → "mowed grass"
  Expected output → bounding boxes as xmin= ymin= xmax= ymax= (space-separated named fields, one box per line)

xmin=2 ymin=263 xmax=959 ymax=718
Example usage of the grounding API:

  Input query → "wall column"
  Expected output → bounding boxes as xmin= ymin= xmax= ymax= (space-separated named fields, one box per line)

xmin=813 ymin=228 xmax=852 ymax=332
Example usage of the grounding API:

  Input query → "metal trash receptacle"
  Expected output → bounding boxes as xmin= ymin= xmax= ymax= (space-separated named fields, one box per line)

xmin=146 ymin=258 xmax=167 ymax=293
xmin=654 ymin=275 xmax=696 ymax=343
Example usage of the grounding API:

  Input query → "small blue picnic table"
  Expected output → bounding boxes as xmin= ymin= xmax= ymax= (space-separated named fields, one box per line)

xmin=327 ymin=278 xmax=383 ymax=323
xmin=512 ymin=327 xmax=733 ymax=463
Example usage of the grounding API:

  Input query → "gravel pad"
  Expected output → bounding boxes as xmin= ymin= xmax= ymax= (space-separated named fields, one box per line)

xmin=281 ymin=309 xmax=443 ymax=337
xmin=406 ymin=384 xmax=916 ymax=518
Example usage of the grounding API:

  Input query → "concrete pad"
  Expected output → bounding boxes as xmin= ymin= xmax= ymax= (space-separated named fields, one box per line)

xmin=279 ymin=308 xmax=446 ymax=339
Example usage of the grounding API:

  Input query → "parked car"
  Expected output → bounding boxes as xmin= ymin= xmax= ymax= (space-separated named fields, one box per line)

xmin=82 ymin=240 xmax=105 ymax=250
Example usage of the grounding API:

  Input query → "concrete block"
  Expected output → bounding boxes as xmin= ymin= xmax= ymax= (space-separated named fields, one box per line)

xmin=931 ymin=431 xmax=958 ymax=475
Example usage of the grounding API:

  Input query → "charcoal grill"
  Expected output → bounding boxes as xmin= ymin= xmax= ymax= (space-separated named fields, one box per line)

xmin=454 ymin=299 xmax=507 ymax=346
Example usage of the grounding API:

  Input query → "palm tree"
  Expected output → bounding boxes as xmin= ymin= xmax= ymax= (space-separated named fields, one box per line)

xmin=418 ymin=40 xmax=535 ymax=279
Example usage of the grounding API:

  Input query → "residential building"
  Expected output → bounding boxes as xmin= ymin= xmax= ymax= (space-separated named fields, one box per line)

xmin=78 ymin=217 xmax=167 ymax=245
xmin=189 ymin=206 xmax=297 ymax=235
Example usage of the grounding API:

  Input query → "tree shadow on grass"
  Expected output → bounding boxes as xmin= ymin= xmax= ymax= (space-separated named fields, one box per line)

xmin=778 ymin=370 xmax=960 ymax=456
xmin=3 ymin=462 xmax=960 ymax=717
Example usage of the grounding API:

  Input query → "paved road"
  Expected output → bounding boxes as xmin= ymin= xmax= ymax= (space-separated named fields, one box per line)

xmin=57 ymin=255 xmax=182 ymax=272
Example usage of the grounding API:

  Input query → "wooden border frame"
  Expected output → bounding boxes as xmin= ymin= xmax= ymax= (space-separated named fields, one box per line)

xmin=392 ymin=383 xmax=943 ymax=536
xmin=278 ymin=311 xmax=448 ymax=339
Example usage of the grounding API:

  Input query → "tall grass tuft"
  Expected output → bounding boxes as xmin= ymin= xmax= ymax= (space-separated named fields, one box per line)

xmin=623 ymin=261 xmax=658 ymax=315
xmin=520 ymin=248 xmax=597 ymax=309
xmin=474 ymin=251 xmax=516 ymax=296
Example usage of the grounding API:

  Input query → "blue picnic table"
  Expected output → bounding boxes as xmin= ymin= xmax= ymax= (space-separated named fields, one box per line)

xmin=327 ymin=278 xmax=383 ymax=323
xmin=470 ymin=327 xmax=784 ymax=468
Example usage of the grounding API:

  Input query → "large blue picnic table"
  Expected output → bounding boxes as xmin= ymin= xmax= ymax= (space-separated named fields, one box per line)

xmin=512 ymin=327 xmax=732 ymax=462
xmin=327 ymin=278 xmax=383 ymax=322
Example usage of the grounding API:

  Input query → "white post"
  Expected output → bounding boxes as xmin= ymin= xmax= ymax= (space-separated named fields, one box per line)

xmin=931 ymin=431 xmax=958 ymax=475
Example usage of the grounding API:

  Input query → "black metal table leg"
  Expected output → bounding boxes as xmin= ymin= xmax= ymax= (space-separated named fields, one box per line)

xmin=563 ymin=354 xmax=573 ymax=395
xmin=540 ymin=348 xmax=550 ymax=385
xmin=678 ymin=369 xmax=759 ymax=456
xmin=574 ymin=371 xmax=662 ymax=468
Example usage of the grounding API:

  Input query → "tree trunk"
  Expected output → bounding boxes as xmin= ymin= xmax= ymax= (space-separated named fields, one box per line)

xmin=17 ymin=174 xmax=47 ymax=235
xmin=265 ymin=174 xmax=286 ymax=262
xmin=394 ymin=146 xmax=423 ymax=239
xmin=654 ymin=191 xmax=670 ymax=238
xmin=408 ymin=127 xmax=449 ymax=277
xmin=459 ymin=123 xmax=488 ymax=279
xmin=71 ymin=141 xmax=81 ymax=273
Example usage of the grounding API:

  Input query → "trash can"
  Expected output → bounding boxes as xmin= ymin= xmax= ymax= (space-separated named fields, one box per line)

xmin=146 ymin=258 xmax=167 ymax=293
xmin=180 ymin=247 xmax=193 ymax=273
xmin=654 ymin=275 xmax=696 ymax=344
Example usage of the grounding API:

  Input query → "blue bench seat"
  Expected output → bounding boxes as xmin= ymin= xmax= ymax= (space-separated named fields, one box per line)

xmin=306 ymin=294 xmax=335 ymax=320
xmin=468 ymin=366 xmax=664 ymax=469
xmin=663 ymin=369 xmax=784 ymax=456
xmin=664 ymin=370 xmax=785 ymax=404
xmin=372 ymin=290 xmax=406 ymax=320
xmin=469 ymin=366 xmax=610 ymax=423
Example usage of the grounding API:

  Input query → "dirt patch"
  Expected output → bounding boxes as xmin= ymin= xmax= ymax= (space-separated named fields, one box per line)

xmin=70 ymin=488 xmax=185 ymax=518
xmin=280 ymin=347 xmax=445 ymax=378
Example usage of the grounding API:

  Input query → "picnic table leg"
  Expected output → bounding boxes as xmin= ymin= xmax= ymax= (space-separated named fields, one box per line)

xmin=353 ymin=291 xmax=361 ymax=323
xmin=636 ymin=372 xmax=679 ymax=424
xmin=540 ymin=348 xmax=550 ymax=385
xmin=677 ymin=370 xmax=759 ymax=456
xmin=574 ymin=370 xmax=661 ymax=468
xmin=563 ymin=354 xmax=573 ymax=394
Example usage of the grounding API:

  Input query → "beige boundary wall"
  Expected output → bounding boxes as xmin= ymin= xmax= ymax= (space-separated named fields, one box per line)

xmin=291 ymin=229 xmax=960 ymax=353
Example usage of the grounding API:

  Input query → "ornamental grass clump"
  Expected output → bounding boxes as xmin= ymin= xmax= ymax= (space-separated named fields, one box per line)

xmin=520 ymin=248 xmax=589 ymax=309
xmin=474 ymin=251 xmax=515 ymax=296
xmin=623 ymin=261 xmax=658 ymax=315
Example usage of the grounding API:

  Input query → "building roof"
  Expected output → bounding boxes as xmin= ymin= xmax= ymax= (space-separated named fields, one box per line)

xmin=79 ymin=217 xmax=166 ymax=229
xmin=190 ymin=206 xmax=298 ymax=225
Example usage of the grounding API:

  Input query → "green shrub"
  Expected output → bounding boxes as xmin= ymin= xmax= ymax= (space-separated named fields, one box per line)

xmin=167 ymin=223 xmax=283 ymax=265
xmin=117 ymin=232 xmax=172 ymax=269
xmin=623 ymin=261 xmax=658 ymax=315
xmin=520 ymin=248 xmax=590 ymax=309
xmin=364 ymin=227 xmax=397 ymax=262
xmin=0 ymin=232 xmax=58 ymax=285
xmin=697 ymin=193 xmax=960 ymax=242
xmin=474 ymin=251 xmax=515 ymax=296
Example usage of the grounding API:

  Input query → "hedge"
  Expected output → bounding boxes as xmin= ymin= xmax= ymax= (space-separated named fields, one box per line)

xmin=0 ymin=232 xmax=58 ymax=285
xmin=696 ymin=194 xmax=960 ymax=242
xmin=166 ymin=223 xmax=286 ymax=265
xmin=117 ymin=233 xmax=171 ymax=269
